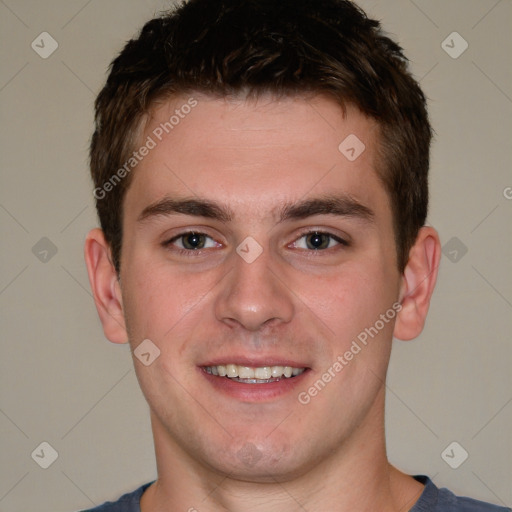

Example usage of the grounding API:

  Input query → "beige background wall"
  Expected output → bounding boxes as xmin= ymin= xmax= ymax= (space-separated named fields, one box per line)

xmin=1 ymin=1 xmax=510 ymax=510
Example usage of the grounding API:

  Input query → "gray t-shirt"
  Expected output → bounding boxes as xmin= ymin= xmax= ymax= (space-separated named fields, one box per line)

xmin=80 ymin=476 xmax=511 ymax=511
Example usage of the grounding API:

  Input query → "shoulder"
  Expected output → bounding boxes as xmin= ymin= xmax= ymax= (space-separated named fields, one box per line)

xmin=412 ymin=475 xmax=511 ymax=512
xmin=75 ymin=482 xmax=154 ymax=512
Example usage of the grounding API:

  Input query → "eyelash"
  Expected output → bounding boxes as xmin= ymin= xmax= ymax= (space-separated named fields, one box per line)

xmin=291 ymin=230 xmax=349 ymax=251
xmin=162 ymin=230 xmax=349 ymax=256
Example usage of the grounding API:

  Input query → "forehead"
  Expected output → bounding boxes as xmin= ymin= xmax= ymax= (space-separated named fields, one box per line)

xmin=125 ymin=93 xmax=389 ymax=222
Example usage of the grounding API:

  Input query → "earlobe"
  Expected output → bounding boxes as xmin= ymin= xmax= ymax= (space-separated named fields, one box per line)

xmin=394 ymin=226 xmax=441 ymax=341
xmin=84 ymin=228 xmax=128 ymax=344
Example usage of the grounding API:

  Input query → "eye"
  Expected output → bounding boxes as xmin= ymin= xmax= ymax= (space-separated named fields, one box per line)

xmin=292 ymin=231 xmax=347 ymax=251
xmin=165 ymin=232 xmax=219 ymax=251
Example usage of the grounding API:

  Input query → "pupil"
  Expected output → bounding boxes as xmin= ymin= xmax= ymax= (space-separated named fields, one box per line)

xmin=184 ymin=233 xmax=204 ymax=249
xmin=308 ymin=232 xmax=327 ymax=249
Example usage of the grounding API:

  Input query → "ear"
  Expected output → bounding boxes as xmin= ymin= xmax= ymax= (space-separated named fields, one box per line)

xmin=84 ymin=228 xmax=128 ymax=344
xmin=394 ymin=226 xmax=441 ymax=341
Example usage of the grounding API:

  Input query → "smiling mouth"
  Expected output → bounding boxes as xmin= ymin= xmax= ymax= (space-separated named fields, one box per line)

xmin=202 ymin=364 xmax=306 ymax=384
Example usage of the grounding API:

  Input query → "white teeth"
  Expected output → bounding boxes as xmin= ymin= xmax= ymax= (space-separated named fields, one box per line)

xmin=204 ymin=364 xmax=305 ymax=380
xmin=226 ymin=364 xmax=238 ymax=378
xmin=254 ymin=367 xmax=272 ymax=379
xmin=238 ymin=366 xmax=255 ymax=379
xmin=271 ymin=366 xmax=284 ymax=377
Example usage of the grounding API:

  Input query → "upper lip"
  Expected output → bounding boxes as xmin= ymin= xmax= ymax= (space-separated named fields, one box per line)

xmin=200 ymin=356 xmax=310 ymax=368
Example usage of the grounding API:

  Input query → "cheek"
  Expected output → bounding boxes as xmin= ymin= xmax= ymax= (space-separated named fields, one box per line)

xmin=120 ymin=260 xmax=173 ymax=343
xmin=294 ymin=262 xmax=396 ymax=343
xmin=120 ymin=257 xmax=218 ymax=342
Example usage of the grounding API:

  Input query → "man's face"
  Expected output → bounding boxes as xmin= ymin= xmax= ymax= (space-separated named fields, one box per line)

xmin=119 ymin=94 xmax=403 ymax=480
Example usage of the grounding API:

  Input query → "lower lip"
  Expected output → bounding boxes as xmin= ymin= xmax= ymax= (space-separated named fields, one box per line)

xmin=199 ymin=368 xmax=310 ymax=402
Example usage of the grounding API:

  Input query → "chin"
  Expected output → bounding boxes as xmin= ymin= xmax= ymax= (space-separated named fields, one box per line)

xmin=200 ymin=434 xmax=313 ymax=483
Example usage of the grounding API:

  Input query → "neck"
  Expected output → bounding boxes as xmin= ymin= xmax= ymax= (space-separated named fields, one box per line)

xmin=141 ymin=390 xmax=424 ymax=512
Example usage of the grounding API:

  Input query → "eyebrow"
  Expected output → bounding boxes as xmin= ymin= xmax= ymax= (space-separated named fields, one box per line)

xmin=137 ymin=194 xmax=374 ymax=224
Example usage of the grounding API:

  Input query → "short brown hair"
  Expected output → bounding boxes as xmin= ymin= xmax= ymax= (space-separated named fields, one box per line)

xmin=90 ymin=0 xmax=432 ymax=272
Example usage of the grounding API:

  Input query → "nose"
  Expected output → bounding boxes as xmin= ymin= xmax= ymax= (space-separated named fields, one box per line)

xmin=214 ymin=246 xmax=294 ymax=332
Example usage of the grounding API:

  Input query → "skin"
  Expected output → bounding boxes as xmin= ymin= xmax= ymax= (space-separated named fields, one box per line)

xmin=85 ymin=94 xmax=440 ymax=511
